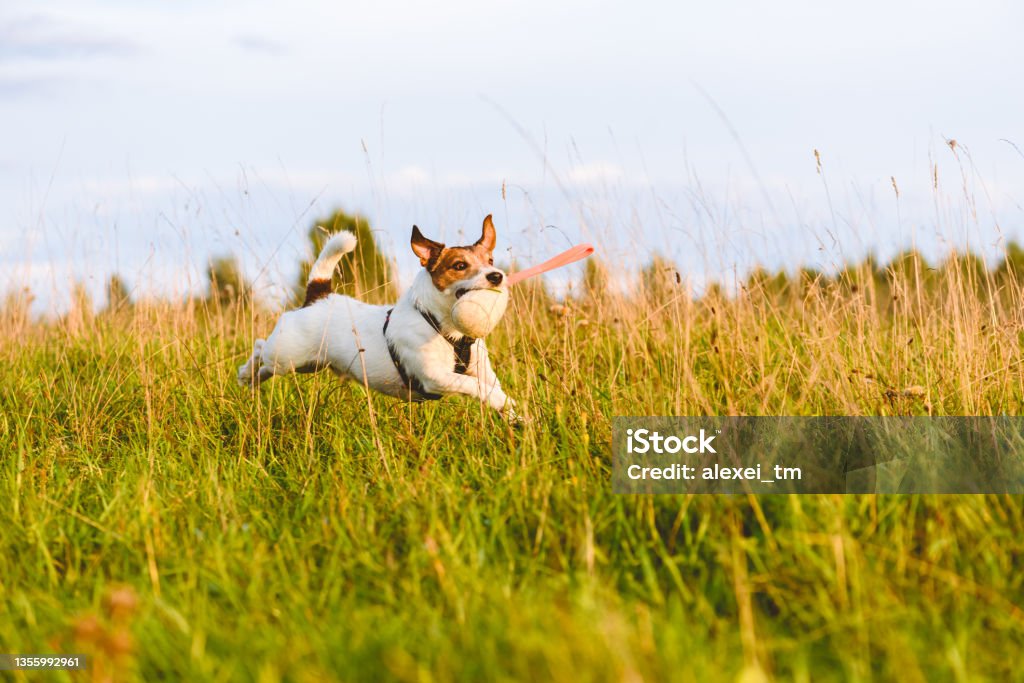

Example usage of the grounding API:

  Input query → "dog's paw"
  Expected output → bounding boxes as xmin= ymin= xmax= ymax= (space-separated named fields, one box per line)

xmin=237 ymin=359 xmax=262 ymax=387
xmin=509 ymin=413 xmax=532 ymax=428
xmin=502 ymin=399 xmax=531 ymax=427
xmin=237 ymin=340 xmax=265 ymax=387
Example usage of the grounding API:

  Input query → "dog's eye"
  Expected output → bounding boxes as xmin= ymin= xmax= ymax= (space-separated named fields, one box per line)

xmin=452 ymin=261 xmax=468 ymax=271
xmin=488 ymin=257 xmax=494 ymax=265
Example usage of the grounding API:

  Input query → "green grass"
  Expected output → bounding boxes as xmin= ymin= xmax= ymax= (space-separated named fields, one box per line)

xmin=3 ymin=261 xmax=1024 ymax=682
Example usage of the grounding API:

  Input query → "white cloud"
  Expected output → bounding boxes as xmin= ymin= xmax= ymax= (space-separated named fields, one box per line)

xmin=82 ymin=175 xmax=183 ymax=197
xmin=0 ymin=13 xmax=139 ymax=62
xmin=566 ymin=162 xmax=625 ymax=186
xmin=233 ymin=35 xmax=289 ymax=57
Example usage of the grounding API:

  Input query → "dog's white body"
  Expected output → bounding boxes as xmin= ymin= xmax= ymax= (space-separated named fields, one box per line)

xmin=238 ymin=230 xmax=517 ymax=417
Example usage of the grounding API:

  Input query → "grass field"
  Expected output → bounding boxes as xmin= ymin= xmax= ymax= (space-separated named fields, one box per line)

xmin=3 ymin=251 xmax=1024 ymax=682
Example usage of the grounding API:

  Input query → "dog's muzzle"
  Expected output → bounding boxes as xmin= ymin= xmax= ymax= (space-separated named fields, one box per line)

xmin=456 ymin=280 xmax=506 ymax=300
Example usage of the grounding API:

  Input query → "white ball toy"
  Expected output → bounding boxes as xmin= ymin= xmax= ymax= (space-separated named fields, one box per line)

xmin=451 ymin=287 xmax=509 ymax=338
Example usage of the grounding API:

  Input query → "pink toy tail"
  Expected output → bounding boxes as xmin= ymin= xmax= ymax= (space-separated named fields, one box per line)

xmin=507 ymin=244 xmax=595 ymax=286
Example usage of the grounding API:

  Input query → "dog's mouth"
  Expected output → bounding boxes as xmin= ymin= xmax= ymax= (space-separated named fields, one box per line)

xmin=455 ymin=286 xmax=504 ymax=300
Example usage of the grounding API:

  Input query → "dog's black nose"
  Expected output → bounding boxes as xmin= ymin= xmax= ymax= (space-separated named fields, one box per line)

xmin=486 ymin=271 xmax=504 ymax=285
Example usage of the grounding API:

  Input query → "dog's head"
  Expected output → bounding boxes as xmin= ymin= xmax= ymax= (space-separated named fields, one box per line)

xmin=411 ymin=214 xmax=506 ymax=301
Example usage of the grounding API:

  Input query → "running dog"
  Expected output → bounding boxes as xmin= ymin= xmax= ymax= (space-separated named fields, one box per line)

xmin=237 ymin=215 xmax=520 ymax=421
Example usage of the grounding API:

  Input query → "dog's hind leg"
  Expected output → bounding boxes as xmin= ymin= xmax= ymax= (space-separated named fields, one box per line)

xmin=237 ymin=339 xmax=267 ymax=387
xmin=238 ymin=306 xmax=337 ymax=388
xmin=250 ymin=324 xmax=328 ymax=384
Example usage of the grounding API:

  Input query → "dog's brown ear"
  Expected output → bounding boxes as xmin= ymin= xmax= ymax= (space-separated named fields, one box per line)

xmin=411 ymin=225 xmax=444 ymax=267
xmin=475 ymin=214 xmax=496 ymax=252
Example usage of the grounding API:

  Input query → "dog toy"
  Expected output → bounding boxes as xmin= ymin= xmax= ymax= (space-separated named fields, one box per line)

xmin=450 ymin=243 xmax=595 ymax=338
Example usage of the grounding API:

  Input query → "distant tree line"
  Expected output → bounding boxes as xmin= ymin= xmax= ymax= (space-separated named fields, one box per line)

xmin=7 ymin=209 xmax=1024 ymax=320
xmin=573 ymin=242 xmax=1024 ymax=307
xmin=39 ymin=209 xmax=398 ymax=317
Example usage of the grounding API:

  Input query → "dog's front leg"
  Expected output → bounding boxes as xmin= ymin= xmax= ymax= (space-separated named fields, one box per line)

xmin=463 ymin=343 xmax=524 ymax=423
xmin=418 ymin=370 xmax=519 ymax=421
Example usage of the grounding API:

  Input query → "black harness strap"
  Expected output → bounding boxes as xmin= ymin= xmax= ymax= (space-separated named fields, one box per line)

xmin=382 ymin=306 xmax=476 ymax=401
xmin=383 ymin=308 xmax=439 ymax=401
xmin=416 ymin=308 xmax=476 ymax=374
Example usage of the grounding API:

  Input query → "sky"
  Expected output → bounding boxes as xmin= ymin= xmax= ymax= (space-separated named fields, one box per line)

xmin=3 ymin=0 xmax=1024 ymax=311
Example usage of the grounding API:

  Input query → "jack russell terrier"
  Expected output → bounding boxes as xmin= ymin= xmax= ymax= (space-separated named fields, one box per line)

xmin=237 ymin=215 xmax=520 ymax=421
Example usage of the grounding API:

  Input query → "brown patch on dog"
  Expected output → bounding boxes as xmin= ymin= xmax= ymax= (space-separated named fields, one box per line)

xmin=411 ymin=215 xmax=498 ymax=292
xmin=427 ymin=246 xmax=494 ymax=291
xmin=303 ymin=278 xmax=332 ymax=307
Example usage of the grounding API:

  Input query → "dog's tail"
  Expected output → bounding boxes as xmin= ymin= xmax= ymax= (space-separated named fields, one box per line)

xmin=303 ymin=231 xmax=357 ymax=307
